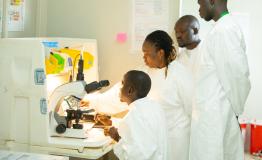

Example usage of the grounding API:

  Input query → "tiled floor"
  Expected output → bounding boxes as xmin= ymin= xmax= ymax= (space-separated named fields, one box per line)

xmin=69 ymin=150 xmax=118 ymax=160
xmin=245 ymin=154 xmax=262 ymax=160
xmin=70 ymin=153 xmax=260 ymax=160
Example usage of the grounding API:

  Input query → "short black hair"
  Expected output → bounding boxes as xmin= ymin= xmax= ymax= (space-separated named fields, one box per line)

xmin=176 ymin=15 xmax=200 ymax=30
xmin=124 ymin=70 xmax=151 ymax=99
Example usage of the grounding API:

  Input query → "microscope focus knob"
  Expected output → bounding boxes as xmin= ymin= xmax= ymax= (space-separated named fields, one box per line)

xmin=56 ymin=124 xmax=66 ymax=134
xmin=73 ymin=123 xmax=83 ymax=129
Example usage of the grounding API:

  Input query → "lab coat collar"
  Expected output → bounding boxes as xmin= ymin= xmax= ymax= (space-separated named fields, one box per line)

xmin=129 ymin=97 xmax=148 ymax=108
xmin=214 ymin=13 xmax=230 ymax=26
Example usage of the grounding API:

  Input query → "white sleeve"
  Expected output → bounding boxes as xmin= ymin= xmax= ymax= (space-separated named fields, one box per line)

xmin=175 ymin=63 xmax=193 ymax=116
xmin=113 ymin=110 xmax=157 ymax=160
xmin=164 ymin=62 xmax=193 ymax=116
xmin=83 ymin=82 xmax=128 ymax=115
xmin=208 ymin=27 xmax=251 ymax=115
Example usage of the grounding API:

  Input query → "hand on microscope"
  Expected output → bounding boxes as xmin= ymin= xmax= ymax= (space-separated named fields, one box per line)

xmin=79 ymin=99 xmax=90 ymax=107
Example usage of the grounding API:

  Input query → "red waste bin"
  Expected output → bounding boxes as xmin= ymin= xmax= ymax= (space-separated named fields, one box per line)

xmin=239 ymin=118 xmax=250 ymax=152
xmin=250 ymin=121 xmax=262 ymax=154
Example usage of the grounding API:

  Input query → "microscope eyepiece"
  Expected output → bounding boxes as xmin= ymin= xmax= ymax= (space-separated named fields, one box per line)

xmin=84 ymin=80 xmax=110 ymax=93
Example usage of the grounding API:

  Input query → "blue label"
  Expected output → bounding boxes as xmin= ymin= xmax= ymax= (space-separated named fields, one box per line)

xmin=34 ymin=68 xmax=45 ymax=85
xmin=42 ymin=41 xmax=58 ymax=48
xmin=40 ymin=98 xmax=47 ymax=115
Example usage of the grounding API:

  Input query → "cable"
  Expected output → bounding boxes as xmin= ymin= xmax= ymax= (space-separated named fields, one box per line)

xmin=72 ymin=54 xmax=80 ymax=81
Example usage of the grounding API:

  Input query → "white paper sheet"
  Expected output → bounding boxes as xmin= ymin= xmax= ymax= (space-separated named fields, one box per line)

xmin=131 ymin=0 xmax=169 ymax=53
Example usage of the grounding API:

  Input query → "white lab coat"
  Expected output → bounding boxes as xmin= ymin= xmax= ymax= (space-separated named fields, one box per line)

xmin=83 ymin=82 xmax=129 ymax=115
xmin=84 ymin=61 xmax=193 ymax=160
xmin=145 ymin=60 xmax=193 ymax=160
xmin=113 ymin=97 xmax=167 ymax=160
xmin=189 ymin=14 xmax=251 ymax=160
xmin=177 ymin=43 xmax=202 ymax=73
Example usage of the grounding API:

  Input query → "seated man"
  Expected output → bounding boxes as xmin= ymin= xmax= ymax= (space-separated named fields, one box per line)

xmin=107 ymin=70 xmax=167 ymax=160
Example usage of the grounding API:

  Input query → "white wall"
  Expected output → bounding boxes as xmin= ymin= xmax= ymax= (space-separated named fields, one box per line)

xmin=2 ymin=0 xmax=260 ymax=119
xmin=43 ymin=0 xmax=180 ymax=86
xmin=180 ymin=0 xmax=262 ymax=119
xmin=1 ymin=0 xmax=37 ymax=38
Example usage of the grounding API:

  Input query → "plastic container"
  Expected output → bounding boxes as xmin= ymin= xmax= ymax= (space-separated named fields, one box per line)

xmin=239 ymin=118 xmax=251 ymax=152
xmin=250 ymin=120 xmax=262 ymax=154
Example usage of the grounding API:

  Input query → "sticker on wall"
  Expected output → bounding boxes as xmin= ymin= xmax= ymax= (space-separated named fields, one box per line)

xmin=116 ymin=32 xmax=127 ymax=43
xmin=40 ymin=98 xmax=47 ymax=115
xmin=0 ymin=0 xmax=24 ymax=31
xmin=34 ymin=68 xmax=45 ymax=85
xmin=9 ymin=0 xmax=25 ymax=31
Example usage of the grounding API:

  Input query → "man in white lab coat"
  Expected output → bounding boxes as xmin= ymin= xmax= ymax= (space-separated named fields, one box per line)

xmin=107 ymin=70 xmax=167 ymax=160
xmin=190 ymin=0 xmax=251 ymax=160
xmin=174 ymin=15 xmax=201 ymax=72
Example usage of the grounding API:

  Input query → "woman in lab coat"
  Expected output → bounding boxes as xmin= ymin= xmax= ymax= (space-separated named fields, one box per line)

xmin=141 ymin=30 xmax=193 ymax=160
xmin=81 ymin=30 xmax=193 ymax=160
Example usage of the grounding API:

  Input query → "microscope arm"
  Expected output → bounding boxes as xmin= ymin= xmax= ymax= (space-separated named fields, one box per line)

xmin=48 ymin=81 xmax=87 ymax=112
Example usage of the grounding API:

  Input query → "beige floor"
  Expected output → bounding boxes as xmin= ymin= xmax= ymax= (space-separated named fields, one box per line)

xmin=245 ymin=154 xmax=262 ymax=160
xmin=70 ymin=152 xmax=261 ymax=160
xmin=70 ymin=153 xmax=261 ymax=160
xmin=69 ymin=150 xmax=118 ymax=160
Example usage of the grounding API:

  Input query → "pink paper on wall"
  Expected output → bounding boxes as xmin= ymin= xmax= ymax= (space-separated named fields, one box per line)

xmin=116 ymin=32 xmax=127 ymax=43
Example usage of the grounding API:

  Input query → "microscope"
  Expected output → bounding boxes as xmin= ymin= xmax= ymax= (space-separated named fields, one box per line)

xmin=49 ymin=55 xmax=111 ymax=138
xmin=50 ymin=79 xmax=110 ymax=137
xmin=55 ymin=106 xmax=95 ymax=134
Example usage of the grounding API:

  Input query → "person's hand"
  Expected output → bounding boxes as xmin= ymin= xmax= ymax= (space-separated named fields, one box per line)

xmin=104 ymin=126 xmax=110 ymax=136
xmin=108 ymin=127 xmax=121 ymax=142
xmin=79 ymin=100 xmax=90 ymax=107
xmin=95 ymin=114 xmax=112 ymax=126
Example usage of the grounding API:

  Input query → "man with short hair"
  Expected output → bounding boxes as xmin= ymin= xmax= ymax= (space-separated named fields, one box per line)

xmin=108 ymin=70 xmax=167 ymax=160
xmin=175 ymin=15 xmax=201 ymax=72
xmin=190 ymin=0 xmax=251 ymax=160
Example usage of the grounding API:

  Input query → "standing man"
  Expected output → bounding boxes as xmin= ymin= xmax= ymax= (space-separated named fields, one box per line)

xmin=190 ymin=0 xmax=251 ymax=160
xmin=174 ymin=15 xmax=201 ymax=72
